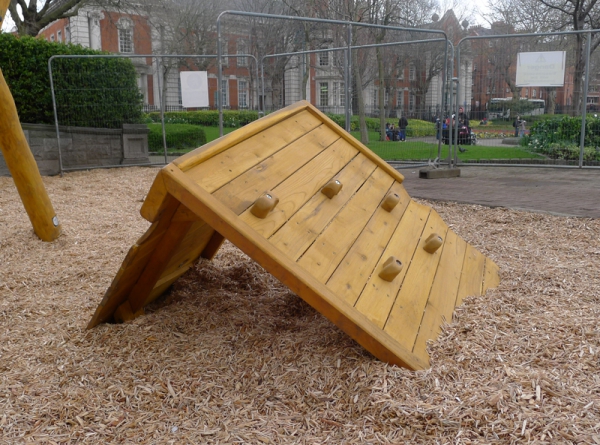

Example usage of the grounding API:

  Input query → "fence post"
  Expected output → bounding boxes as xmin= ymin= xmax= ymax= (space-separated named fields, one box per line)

xmin=579 ymin=32 xmax=592 ymax=169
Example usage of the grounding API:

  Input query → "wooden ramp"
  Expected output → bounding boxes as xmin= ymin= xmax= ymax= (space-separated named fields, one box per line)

xmin=87 ymin=101 xmax=499 ymax=370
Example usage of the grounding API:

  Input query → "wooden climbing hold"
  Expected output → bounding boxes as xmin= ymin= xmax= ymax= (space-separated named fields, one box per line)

xmin=321 ymin=179 xmax=343 ymax=199
xmin=423 ymin=233 xmax=444 ymax=253
xmin=381 ymin=192 xmax=401 ymax=212
xmin=378 ymin=256 xmax=403 ymax=282
xmin=251 ymin=192 xmax=279 ymax=218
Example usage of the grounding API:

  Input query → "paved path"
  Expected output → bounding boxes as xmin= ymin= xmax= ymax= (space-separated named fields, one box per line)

xmin=399 ymin=165 xmax=600 ymax=218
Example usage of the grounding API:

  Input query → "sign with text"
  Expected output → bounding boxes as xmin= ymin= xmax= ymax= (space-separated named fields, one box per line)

xmin=180 ymin=71 xmax=209 ymax=108
xmin=516 ymin=51 xmax=566 ymax=87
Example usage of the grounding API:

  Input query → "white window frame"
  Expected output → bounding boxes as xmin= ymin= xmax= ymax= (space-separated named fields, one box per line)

xmin=237 ymin=40 xmax=248 ymax=67
xmin=409 ymin=91 xmax=415 ymax=112
xmin=238 ymin=79 xmax=248 ymax=108
xmin=117 ymin=18 xmax=134 ymax=54
xmin=221 ymin=78 xmax=229 ymax=107
xmin=50 ymin=34 xmax=55 ymax=42
xmin=57 ymin=30 xmax=62 ymax=43
xmin=220 ymin=38 xmax=229 ymax=67
xmin=319 ymin=50 xmax=330 ymax=67
xmin=319 ymin=82 xmax=329 ymax=107
xmin=397 ymin=90 xmax=404 ymax=108
xmin=409 ymin=64 xmax=415 ymax=81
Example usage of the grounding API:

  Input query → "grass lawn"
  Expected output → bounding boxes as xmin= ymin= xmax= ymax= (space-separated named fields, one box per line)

xmin=160 ymin=126 xmax=543 ymax=162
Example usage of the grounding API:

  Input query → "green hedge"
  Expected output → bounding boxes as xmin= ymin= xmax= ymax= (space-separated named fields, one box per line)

xmin=325 ymin=113 xmax=435 ymax=136
xmin=0 ymin=33 xmax=142 ymax=128
xmin=528 ymin=115 xmax=600 ymax=161
xmin=146 ymin=110 xmax=260 ymax=128
xmin=147 ymin=123 xmax=207 ymax=152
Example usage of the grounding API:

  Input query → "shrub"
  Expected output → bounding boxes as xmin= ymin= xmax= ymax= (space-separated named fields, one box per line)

xmin=528 ymin=115 xmax=600 ymax=160
xmin=147 ymin=123 xmax=207 ymax=152
xmin=146 ymin=110 xmax=260 ymax=127
xmin=0 ymin=33 xmax=142 ymax=128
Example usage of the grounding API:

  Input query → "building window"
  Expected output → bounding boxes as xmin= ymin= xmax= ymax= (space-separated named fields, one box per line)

xmin=333 ymin=82 xmax=345 ymax=107
xmin=117 ymin=18 xmax=134 ymax=54
xmin=319 ymin=82 xmax=329 ymax=107
xmin=539 ymin=90 xmax=543 ymax=99
xmin=221 ymin=79 xmax=229 ymax=106
xmin=409 ymin=64 xmax=415 ymax=81
xmin=409 ymin=91 xmax=415 ymax=111
xmin=65 ymin=25 xmax=71 ymax=43
xmin=220 ymin=38 xmax=229 ymax=67
xmin=238 ymin=79 xmax=248 ymax=108
xmin=319 ymin=50 xmax=329 ymax=67
xmin=532 ymin=89 xmax=537 ymax=98
xmin=57 ymin=30 xmax=62 ymax=43
xmin=178 ymin=76 xmax=182 ymax=105
xmin=50 ymin=34 xmax=55 ymax=42
xmin=237 ymin=40 xmax=248 ymax=67
xmin=397 ymin=90 xmax=404 ymax=108
xmin=88 ymin=15 xmax=101 ymax=50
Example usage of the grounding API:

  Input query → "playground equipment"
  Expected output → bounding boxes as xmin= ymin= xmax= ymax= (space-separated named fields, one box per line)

xmin=88 ymin=101 xmax=499 ymax=370
xmin=0 ymin=0 xmax=61 ymax=241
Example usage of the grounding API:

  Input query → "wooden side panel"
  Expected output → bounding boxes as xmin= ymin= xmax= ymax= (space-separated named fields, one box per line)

xmin=383 ymin=210 xmax=448 ymax=351
xmin=411 ymin=230 xmax=467 ymax=365
xmin=326 ymin=183 xmax=410 ymax=305
xmin=212 ymin=125 xmax=340 ymax=214
xmin=354 ymin=201 xmax=431 ymax=327
xmin=269 ymin=154 xmax=377 ymax=260
xmin=456 ymin=244 xmax=486 ymax=305
xmin=87 ymin=194 xmax=181 ymax=328
xmin=482 ymin=257 xmax=500 ymax=294
xmin=185 ymin=110 xmax=322 ymax=192
xmin=297 ymin=168 xmax=394 ymax=283
xmin=240 ymin=139 xmax=359 ymax=238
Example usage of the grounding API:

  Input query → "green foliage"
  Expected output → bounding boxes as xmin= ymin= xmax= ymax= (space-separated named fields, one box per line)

xmin=528 ymin=115 xmax=600 ymax=161
xmin=147 ymin=123 xmax=206 ymax=152
xmin=324 ymin=113 xmax=436 ymax=136
xmin=0 ymin=33 xmax=143 ymax=128
xmin=146 ymin=110 xmax=259 ymax=128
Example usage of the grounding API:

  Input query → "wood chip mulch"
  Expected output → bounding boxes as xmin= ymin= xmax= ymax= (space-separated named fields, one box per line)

xmin=1 ymin=167 xmax=599 ymax=444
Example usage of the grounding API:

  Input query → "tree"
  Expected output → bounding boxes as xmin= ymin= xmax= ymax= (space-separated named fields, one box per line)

xmin=7 ymin=0 xmax=87 ymax=36
xmin=488 ymin=0 xmax=600 ymax=113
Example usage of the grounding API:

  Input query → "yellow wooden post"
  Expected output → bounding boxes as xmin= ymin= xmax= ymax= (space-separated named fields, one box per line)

xmin=0 ymin=2 xmax=61 ymax=241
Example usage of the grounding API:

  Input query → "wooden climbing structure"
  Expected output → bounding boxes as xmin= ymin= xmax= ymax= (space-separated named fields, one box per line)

xmin=88 ymin=101 xmax=499 ymax=370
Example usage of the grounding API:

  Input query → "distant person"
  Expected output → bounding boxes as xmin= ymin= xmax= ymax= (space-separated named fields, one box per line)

xmin=513 ymin=115 xmax=521 ymax=137
xmin=458 ymin=107 xmax=469 ymax=128
xmin=398 ymin=114 xmax=408 ymax=142
xmin=519 ymin=118 xmax=527 ymax=137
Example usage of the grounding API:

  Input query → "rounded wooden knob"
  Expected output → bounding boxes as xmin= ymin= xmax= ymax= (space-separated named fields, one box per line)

xmin=381 ymin=192 xmax=400 ymax=212
xmin=378 ymin=256 xmax=403 ymax=282
xmin=423 ymin=233 xmax=443 ymax=253
xmin=321 ymin=179 xmax=343 ymax=199
xmin=251 ymin=192 xmax=279 ymax=218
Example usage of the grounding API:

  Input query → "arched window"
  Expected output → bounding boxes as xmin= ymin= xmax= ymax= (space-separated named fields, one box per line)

xmin=117 ymin=18 xmax=134 ymax=54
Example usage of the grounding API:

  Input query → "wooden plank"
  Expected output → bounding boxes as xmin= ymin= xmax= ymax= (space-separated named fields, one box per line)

xmin=269 ymin=154 xmax=377 ymax=260
xmin=212 ymin=124 xmax=340 ymax=214
xmin=411 ymin=230 xmax=467 ymax=365
xmin=175 ymin=101 xmax=317 ymax=172
xmin=383 ymin=209 xmax=448 ymax=351
xmin=297 ymin=168 xmax=394 ymax=283
xmin=161 ymin=165 xmax=428 ymax=370
xmin=201 ymin=231 xmax=225 ymax=260
xmin=327 ymin=184 xmax=410 ymax=306
xmin=239 ymin=139 xmax=359 ymax=238
xmin=159 ymin=220 xmax=213 ymax=279
xmin=128 ymin=204 xmax=196 ymax=313
xmin=456 ymin=244 xmax=486 ymax=306
xmin=140 ymin=169 xmax=170 ymax=223
xmin=482 ymin=257 xmax=500 ymax=294
xmin=86 ymin=194 xmax=182 ymax=328
xmin=185 ymin=110 xmax=323 ymax=192
xmin=354 ymin=201 xmax=431 ymax=327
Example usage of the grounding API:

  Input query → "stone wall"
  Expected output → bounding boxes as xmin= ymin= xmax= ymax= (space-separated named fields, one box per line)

xmin=0 ymin=123 xmax=150 ymax=176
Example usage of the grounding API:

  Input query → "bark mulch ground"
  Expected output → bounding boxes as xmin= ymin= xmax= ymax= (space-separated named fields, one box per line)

xmin=1 ymin=167 xmax=599 ymax=444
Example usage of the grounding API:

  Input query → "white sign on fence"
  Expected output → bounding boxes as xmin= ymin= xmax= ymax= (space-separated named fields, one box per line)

xmin=180 ymin=71 xmax=209 ymax=108
xmin=516 ymin=51 xmax=566 ymax=87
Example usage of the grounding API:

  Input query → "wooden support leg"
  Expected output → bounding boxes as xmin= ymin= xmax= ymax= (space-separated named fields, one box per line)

xmin=0 ymin=67 xmax=61 ymax=242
